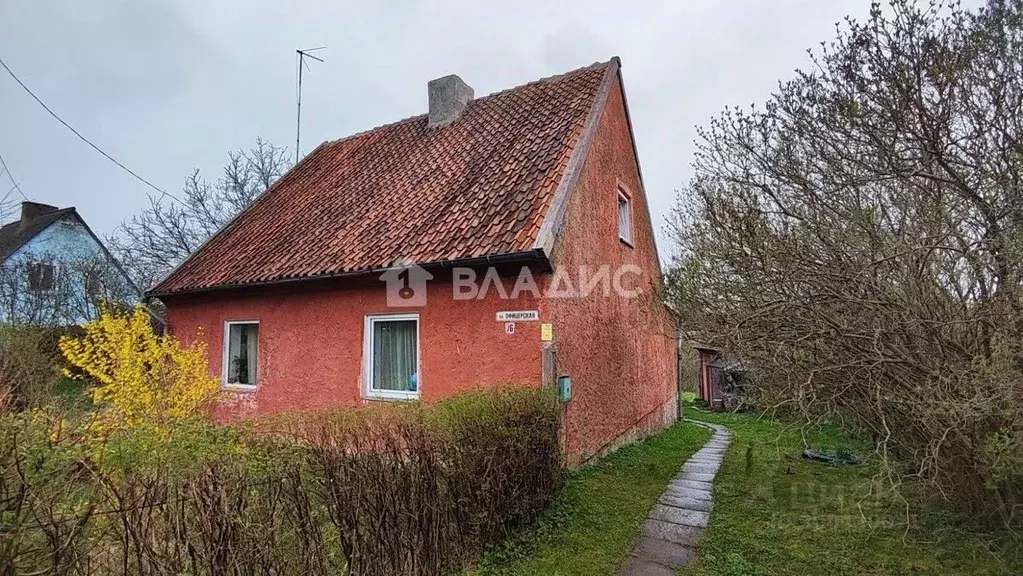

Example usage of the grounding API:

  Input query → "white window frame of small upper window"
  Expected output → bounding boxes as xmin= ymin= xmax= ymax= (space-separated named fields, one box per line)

xmin=222 ymin=320 xmax=259 ymax=391
xmin=363 ymin=313 xmax=421 ymax=401
xmin=617 ymin=188 xmax=634 ymax=246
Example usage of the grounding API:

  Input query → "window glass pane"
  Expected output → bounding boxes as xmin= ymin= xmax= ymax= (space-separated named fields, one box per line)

xmin=618 ymin=195 xmax=632 ymax=242
xmin=26 ymin=262 xmax=55 ymax=292
xmin=85 ymin=271 xmax=103 ymax=297
xmin=41 ymin=264 xmax=54 ymax=290
xmin=372 ymin=319 xmax=417 ymax=392
xmin=26 ymin=263 xmax=40 ymax=290
xmin=227 ymin=323 xmax=258 ymax=385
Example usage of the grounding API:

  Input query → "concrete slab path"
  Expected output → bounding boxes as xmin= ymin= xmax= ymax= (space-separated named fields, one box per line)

xmin=617 ymin=419 xmax=731 ymax=575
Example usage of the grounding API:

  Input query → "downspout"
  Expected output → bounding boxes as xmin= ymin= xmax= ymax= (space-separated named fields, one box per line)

xmin=676 ymin=325 xmax=683 ymax=421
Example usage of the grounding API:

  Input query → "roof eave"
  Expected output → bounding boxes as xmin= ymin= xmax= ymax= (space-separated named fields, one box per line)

xmin=67 ymin=211 xmax=144 ymax=298
xmin=147 ymin=140 xmax=332 ymax=296
xmin=532 ymin=56 xmax=620 ymax=259
xmin=0 ymin=208 xmax=77 ymax=263
xmin=147 ymin=248 xmax=548 ymax=299
xmin=614 ymin=60 xmax=665 ymax=277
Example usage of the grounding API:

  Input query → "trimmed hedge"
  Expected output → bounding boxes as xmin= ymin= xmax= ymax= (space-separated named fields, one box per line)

xmin=0 ymin=388 xmax=563 ymax=575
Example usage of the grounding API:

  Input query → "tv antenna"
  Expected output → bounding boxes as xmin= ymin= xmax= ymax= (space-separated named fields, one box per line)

xmin=295 ymin=47 xmax=325 ymax=164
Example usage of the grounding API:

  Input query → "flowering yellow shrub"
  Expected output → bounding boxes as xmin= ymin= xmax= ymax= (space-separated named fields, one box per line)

xmin=59 ymin=307 xmax=220 ymax=433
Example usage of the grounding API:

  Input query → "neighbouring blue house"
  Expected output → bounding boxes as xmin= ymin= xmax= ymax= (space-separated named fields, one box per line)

xmin=0 ymin=201 xmax=139 ymax=325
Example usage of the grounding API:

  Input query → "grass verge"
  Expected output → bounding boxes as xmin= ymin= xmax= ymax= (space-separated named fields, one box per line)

xmin=475 ymin=420 xmax=712 ymax=575
xmin=684 ymin=408 xmax=1021 ymax=576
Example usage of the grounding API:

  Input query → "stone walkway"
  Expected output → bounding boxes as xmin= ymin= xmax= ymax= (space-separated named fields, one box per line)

xmin=617 ymin=420 xmax=731 ymax=575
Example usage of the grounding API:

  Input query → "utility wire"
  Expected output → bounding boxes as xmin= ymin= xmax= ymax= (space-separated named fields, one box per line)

xmin=0 ymin=150 xmax=29 ymax=201
xmin=0 ymin=55 xmax=183 ymax=205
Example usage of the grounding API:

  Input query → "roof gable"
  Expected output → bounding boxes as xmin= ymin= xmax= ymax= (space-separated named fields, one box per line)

xmin=1 ymin=204 xmax=142 ymax=298
xmin=152 ymin=59 xmax=618 ymax=296
xmin=0 ymin=207 xmax=78 ymax=263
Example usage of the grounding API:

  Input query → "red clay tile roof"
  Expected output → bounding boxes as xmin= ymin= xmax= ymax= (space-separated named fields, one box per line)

xmin=151 ymin=59 xmax=616 ymax=295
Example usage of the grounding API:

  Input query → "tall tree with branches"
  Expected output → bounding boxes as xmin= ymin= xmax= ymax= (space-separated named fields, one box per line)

xmin=668 ymin=0 xmax=1022 ymax=527
xmin=0 ymin=171 xmax=21 ymax=224
xmin=108 ymin=138 xmax=290 ymax=289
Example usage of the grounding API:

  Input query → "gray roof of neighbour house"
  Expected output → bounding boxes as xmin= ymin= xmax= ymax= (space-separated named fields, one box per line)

xmin=0 ymin=203 xmax=78 ymax=262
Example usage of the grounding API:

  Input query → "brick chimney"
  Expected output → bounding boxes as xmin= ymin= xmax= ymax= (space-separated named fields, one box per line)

xmin=427 ymin=74 xmax=473 ymax=127
xmin=20 ymin=201 xmax=60 ymax=225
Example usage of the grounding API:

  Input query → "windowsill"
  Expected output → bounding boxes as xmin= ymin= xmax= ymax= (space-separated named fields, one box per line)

xmin=619 ymin=237 xmax=634 ymax=248
xmin=222 ymin=383 xmax=257 ymax=393
xmin=365 ymin=390 xmax=419 ymax=402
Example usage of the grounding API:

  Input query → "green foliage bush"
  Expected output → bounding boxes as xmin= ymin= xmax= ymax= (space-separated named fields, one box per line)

xmin=0 ymin=388 xmax=563 ymax=575
xmin=0 ymin=326 xmax=63 ymax=410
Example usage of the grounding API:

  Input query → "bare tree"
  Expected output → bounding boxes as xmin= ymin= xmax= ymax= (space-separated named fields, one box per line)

xmin=108 ymin=138 xmax=290 ymax=289
xmin=0 ymin=247 xmax=137 ymax=326
xmin=0 ymin=173 xmax=21 ymax=224
xmin=668 ymin=0 xmax=1022 ymax=528
xmin=0 ymin=197 xmax=16 ymax=224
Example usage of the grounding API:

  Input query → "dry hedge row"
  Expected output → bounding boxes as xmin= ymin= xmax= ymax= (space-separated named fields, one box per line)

xmin=0 ymin=388 xmax=563 ymax=575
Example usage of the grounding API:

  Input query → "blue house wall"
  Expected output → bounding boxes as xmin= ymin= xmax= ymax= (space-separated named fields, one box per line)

xmin=0 ymin=214 xmax=138 ymax=325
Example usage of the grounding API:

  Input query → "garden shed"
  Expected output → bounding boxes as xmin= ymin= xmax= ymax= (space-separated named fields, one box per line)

xmin=693 ymin=344 xmax=745 ymax=409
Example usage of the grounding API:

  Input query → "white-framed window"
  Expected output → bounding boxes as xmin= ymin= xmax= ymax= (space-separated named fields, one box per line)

xmin=364 ymin=313 xmax=420 ymax=400
xmin=223 ymin=321 xmax=259 ymax=389
xmin=617 ymin=189 xmax=633 ymax=246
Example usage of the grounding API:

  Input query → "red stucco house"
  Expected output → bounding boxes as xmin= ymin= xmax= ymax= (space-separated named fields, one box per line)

xmin=149 ymin=58 xmax=678 ymax=463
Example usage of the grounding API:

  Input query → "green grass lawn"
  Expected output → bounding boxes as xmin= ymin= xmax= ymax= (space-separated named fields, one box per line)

xmin=477 ymin=408 xmax=1020 ymax=575
xmin=684 ymin=408 xmax=1021 ymax=576
xmin=54 ymin=377 xmax=92 ymax=411
xmin=475 ymin=421 xmax=713 ymax=575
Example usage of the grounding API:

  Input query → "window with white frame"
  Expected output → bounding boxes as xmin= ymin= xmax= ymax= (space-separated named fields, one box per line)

xmin=617 ymin=189 xmax=633 ymax=245
xmin=364 ymin=314 xmax=419 ymax=399
xmin=223 ymin=321 xmax=259 ymax=388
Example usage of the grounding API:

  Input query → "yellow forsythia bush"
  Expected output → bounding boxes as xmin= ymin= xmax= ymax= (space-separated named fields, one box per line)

xmin=59 ymin=307 xmax=220 ymax=433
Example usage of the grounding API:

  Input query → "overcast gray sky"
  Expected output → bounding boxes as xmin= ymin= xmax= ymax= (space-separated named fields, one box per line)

xmin=0 ymin=0 xmax=982 ymax=256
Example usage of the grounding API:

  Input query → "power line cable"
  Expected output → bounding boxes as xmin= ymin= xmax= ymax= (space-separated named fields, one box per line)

xmin=0 ymin=55 xmax=183 ymax=204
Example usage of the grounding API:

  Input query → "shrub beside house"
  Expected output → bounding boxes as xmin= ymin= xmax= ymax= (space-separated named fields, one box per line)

xmin=0 ymin=387 xmax=561 ymax=575
xmin=0 ymin=202 xmax=140 ymax=407
xmin=149 ymin=58 xmax=677 ymax=463
xmin=0 ymin=308 xmax=561 ymax=574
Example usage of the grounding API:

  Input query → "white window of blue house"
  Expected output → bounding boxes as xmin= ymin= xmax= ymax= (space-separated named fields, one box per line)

xmin=223 ymin=321 xmax=259 ymax=389
xmin=364 ymin=313 xmax=419 ymax=400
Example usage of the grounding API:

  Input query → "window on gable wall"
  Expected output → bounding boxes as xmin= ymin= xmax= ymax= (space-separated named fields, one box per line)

xmin=618 ymin=189 xmax=633 ymax=245
xmin=26 ymin=261 xmax=55 ymax=292
xmin=85 ymin=270 xmax=104 ymax=298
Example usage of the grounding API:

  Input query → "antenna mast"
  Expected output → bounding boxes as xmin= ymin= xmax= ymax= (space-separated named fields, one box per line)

xmin=295 ymin=47 xmax=325 ymax=165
